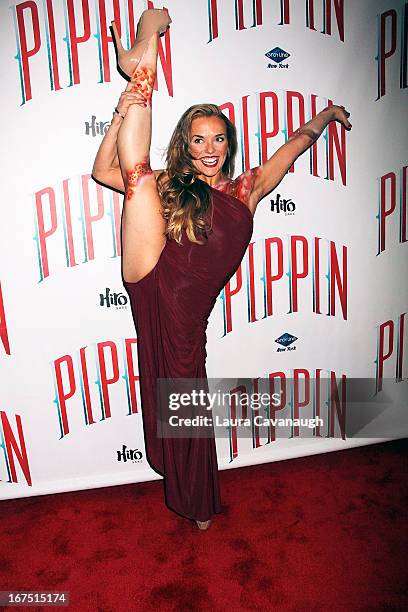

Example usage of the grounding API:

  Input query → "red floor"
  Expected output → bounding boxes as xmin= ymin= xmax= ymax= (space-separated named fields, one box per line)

xmin=1 ymin=439 xmax=407 ymax=611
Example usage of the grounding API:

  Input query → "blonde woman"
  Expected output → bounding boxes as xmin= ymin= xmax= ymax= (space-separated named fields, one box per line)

xmin=92 ymin=8 xmax=352 ymax=530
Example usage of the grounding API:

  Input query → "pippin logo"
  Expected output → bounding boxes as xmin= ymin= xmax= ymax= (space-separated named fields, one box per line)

xmin=117 ymin=445 xmax=143 ymax=463
xmin=275 ymin=332 xmax=298 ymax=352
xmin=265 ymin=47 xmax=290 ymax=69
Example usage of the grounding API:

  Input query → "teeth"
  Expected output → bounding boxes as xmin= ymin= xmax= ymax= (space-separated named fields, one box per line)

xmin=201 ymin=157 xmax=218 ymax=165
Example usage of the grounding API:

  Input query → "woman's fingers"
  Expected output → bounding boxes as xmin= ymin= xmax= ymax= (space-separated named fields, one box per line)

xmin=116 ymin=90 xmax=147 ymax=115
xmin=337 ymin=105 xmax=352 ymax=129
xmin=124 ymin=95 xmax=146 ymax=107
xmin=119 ymin=91 xmax=145 ymax=104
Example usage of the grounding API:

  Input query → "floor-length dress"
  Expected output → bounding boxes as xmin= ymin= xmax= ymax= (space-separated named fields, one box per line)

xmin=123 ymin=183 xmax=253 ymax=521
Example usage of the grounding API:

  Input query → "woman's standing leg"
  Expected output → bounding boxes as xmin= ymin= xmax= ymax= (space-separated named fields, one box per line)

xmin=116 ymin=32 xmax=166 ymax=283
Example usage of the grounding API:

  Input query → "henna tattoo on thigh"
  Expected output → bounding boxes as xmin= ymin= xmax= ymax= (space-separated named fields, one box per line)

xmin=125 ymin=158 xmax=153 ymax=201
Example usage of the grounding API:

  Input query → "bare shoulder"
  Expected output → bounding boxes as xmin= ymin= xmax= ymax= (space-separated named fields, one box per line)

xmin=231 ymin=168 xmax=262 ymax=215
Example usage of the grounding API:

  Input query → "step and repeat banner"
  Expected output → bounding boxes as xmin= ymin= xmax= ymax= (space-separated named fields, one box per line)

xmin=1 ymin=0 xmax=407 ymax=499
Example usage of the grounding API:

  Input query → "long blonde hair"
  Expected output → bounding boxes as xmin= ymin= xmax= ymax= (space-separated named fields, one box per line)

xmin=158 ymin=104 xmax=238 ymax=244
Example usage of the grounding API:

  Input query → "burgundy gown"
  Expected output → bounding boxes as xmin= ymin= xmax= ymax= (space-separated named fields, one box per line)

xmin=123 ymin=183 xmax=253 ymax=521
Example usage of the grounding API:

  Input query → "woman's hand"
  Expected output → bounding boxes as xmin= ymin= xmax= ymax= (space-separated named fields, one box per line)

xmin=328 ymin=104 xmax=352 ymax=130
xmin=115 ymin=85 xmax=147 ymax=117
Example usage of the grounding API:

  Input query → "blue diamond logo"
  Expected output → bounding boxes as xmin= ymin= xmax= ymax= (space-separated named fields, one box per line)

xmin=275 ymin=332 xmax=298 ymax=347
xmin=265 ymin=47 xmax=290 ymax=64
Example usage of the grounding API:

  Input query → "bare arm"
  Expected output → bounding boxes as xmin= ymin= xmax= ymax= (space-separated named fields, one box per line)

xmin=92 ymin=99 xmax=165 ymax=192
xmin=92 ymin=87 xmax=160 ymax=192
xmin=92 ymin=111 xmax=125 ymax=192
xmin=244 ymin=104 xmax=352 ymax=211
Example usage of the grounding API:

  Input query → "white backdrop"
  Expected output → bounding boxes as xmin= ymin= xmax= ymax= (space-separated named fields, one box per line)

xmin=1 ymin=0 xmax=407 ymax=499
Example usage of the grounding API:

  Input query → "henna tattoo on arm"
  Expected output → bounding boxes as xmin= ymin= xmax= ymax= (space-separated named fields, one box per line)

xmin=231 ymin=167 xmax=261 ymax=205
xmin=290 ymin=126 xmax=319 ymax=142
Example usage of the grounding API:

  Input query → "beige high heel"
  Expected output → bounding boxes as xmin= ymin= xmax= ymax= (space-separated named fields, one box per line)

xmin=196 ymin=519 xmax=212 ymax=531
xmin=111 ymin=8 xmax=171 ymax=78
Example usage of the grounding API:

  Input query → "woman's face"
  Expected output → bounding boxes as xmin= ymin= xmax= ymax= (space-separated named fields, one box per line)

xmin=188 ymin=116 xmax=229 ymax=183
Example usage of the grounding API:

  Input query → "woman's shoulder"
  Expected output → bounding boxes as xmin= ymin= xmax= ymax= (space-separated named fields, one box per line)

xmin=214 ymin=171 xmax=255 ymax=206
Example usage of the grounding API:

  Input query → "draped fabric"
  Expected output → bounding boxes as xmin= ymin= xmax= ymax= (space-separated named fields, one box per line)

xmin=124 ymin=185 xmax=253 ymax=520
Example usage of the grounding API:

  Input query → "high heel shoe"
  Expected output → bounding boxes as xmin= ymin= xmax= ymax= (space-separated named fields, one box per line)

xmin=111 ymin=8 xmax=172 ymax=78
xmin=196 ymin=519 xmax=212 ymax=531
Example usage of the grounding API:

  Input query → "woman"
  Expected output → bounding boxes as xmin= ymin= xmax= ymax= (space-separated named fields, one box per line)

xmin=92 ymin=8 xmax=352 ymax=530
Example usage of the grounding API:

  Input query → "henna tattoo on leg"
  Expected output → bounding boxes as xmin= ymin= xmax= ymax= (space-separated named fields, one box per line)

xmin=130 ymin=65 xmax=155 ymax=107
xmin=125 ymin=158 xmax=153 ymax=201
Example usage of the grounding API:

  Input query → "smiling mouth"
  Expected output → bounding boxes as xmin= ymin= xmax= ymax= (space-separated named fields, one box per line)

xmin=200 ymin=157 xmax=219 ymax=167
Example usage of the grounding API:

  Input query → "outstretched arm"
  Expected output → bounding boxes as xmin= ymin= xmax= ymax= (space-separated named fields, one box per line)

xmin=92 ymin=112 xmax=124 ymax=192
xmin=92 ymin=87 xmax=166 ymax=192
xmin=92 ymin=88 xmax=146 ymax=192
xmin=240 ymin=105 xmax=352 ymax=213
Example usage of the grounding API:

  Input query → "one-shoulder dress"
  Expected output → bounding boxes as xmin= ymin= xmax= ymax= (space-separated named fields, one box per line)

xmin=123 ymin=183 xmax=253 ymax=521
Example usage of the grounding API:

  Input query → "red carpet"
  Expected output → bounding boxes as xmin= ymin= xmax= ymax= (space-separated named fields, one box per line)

xmin=1 ymin=439 xmax=407 ymax=611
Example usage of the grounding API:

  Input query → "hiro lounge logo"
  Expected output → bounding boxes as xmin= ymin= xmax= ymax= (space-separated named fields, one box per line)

xmin=85 ymin=115 xmax=111 ymax=137
xmin=117 ymin=444 xmax=143 ymax=463
xmin=265 ymin=46 xmax=290 ymax=69
xmin=99 ymin=288 xmax=128 ymax=310
xmin=275 ymin=332 xmax=298 ymax=352
xmin=270 ymin=193 xmax=296 ymax=216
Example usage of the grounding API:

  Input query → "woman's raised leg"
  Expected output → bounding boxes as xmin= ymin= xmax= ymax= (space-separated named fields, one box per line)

xmin=116 ymin=31 xmax=166 ymax=283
